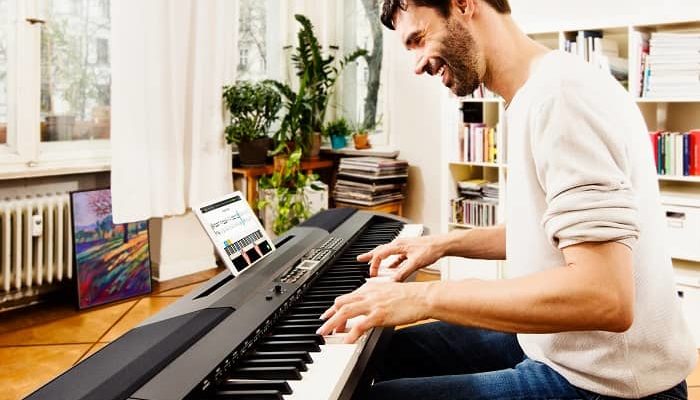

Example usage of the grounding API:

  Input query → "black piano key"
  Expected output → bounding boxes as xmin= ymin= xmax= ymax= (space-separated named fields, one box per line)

xmin=284 ymin=313 xmax=323 ymax=320
xmin=305 ymin=284 xmax=359 ymax=292
xmin=314 ymin=278 xmax=364 ymax=286
xmin=274 ymin=323 xmax=323 ymax=336
xmin=280 ymin=318 xmax=323 ymax=325
xmin=240 ymin=358 xmax=308 ymax=372
xmin=266 ymin=333 xmax=325 ymax=344
xmin=296 ymin=300 xmax=334 ymax=307
xmin=249 ymin=351 xmax=313 ymax=363
xmin=303 ymin=294 xmax=342 ymax=302
xmin=211 ymin=389 xmax=284 ymax=399
xmin=229 ymin=366 xmax=302 ymax=380
xmin=290 ymin=305 xmax=327 ymax=314
xmin=216 ymin=379 xmax=292 ymax=395
xmin=257 ymin=340 xmax=321 ymax=352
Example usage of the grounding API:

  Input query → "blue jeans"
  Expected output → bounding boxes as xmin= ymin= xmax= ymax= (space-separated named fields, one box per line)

xmin=368 ymin=322 xmax=687 ymax=400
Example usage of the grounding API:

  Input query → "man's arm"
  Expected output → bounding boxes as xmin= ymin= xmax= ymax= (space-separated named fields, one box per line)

xmin=438 ymin=224 xmax=506 ymax=260
xmin=426 ymin=240 xmax=635 ymax=333
xmin=318 ymin=240 xmax=635 ymax=343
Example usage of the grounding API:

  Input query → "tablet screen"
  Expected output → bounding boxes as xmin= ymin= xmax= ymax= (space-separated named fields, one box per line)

xmin=198 ymin=194 xmax=275 ymax=273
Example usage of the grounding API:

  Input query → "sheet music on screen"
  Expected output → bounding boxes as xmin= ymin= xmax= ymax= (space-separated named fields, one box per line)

xmin=199 ymin=195 xmax=274 ymax=272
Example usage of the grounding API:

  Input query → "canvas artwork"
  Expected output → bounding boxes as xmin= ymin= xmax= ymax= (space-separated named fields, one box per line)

xmin=71 ymin=188 xmax=152 ymax=309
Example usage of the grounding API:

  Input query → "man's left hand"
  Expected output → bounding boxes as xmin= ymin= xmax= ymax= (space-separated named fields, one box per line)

xmin=316 ymin=281 xmax=432 ymax=344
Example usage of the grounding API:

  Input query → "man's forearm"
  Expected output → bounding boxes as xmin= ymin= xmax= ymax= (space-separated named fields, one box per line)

xmin=435 ymin=224 xmax=506 ymax=260
xmin=422 ymin=242 xmax=634 ymax=333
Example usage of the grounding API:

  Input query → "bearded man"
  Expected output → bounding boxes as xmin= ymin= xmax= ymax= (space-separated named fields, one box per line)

xmin=316 ymin=1 xmax=697 ymax=399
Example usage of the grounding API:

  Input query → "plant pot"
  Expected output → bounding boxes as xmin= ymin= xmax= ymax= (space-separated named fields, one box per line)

xmin=330 ymin=135 xmax=347 ymax=150
xmin=239 ymin=137 xmax=271 ymax=167
xmin=273 ymin=154 xmax=289 ymax=172
xmin=303 ymin=133 xmax=322 ymax=160
xmin=353 ymin=132 xmax=371 ymax=150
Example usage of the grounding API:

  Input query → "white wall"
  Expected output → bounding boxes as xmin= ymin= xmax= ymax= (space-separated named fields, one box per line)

xmin=384 ymin=31 xmax=447 ymax=234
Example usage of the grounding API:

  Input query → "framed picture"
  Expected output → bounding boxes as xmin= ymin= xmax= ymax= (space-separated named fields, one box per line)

xmin=70 ymin=188 xmax=152 ymax=309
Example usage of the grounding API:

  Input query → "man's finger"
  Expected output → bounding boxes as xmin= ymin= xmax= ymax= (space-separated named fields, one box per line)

xmin=316 ymin=302 xmax=366 ymax=335
xmin=343 ymin=317 xmax=373 ymax=344
xmin=368 ymin=244 xmax=403 ymax=277
xmin=393 ymin=259 xmax=418 ymax=282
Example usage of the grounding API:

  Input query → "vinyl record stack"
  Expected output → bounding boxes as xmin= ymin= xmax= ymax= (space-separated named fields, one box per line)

xmin=450 ymin=179 xmax=499 ymax=227
xmin=333 ymin=157 xmax=408 ymax=206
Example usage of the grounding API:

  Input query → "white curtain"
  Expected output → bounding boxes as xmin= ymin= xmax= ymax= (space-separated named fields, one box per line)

xmin=110 ymin=0 xmax=236 ymax=223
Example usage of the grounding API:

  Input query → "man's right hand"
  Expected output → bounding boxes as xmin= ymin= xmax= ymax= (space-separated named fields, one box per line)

xmin=357 ymin=236 xmax=445 ymax=282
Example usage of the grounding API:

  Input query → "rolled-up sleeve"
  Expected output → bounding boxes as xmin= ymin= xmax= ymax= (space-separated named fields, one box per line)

xmin=530 ymin=90 xmax=640 ymax=250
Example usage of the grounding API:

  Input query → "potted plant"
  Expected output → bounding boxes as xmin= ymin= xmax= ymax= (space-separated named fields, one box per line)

xmin=257 ymin=148 xmax=318 ymax=235
xmin=352 ymin=119 xmax=376 ymax=150
xmin=223 ymin=80 xmax=282 ymax=167
xmin=271 ymin=15 xmax=366 ymax=160
xmin=324 ymin=118 xmax=352 ymax=150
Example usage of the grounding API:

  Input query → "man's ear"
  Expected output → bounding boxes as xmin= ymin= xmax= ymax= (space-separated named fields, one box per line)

xmin=453 ymin=0 xmax=475 ymax=17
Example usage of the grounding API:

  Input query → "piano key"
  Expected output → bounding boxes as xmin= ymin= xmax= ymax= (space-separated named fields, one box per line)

xmin=240 ymin=358 xmax=308 ymax=372
xmin=266 ymin=333 xmax=325 ymax=344
xmin=284 ymin=343 xmax=362 ymax=400
xmin=210 ymin=389 xmax=284 ymax=400
xmin=279 ymin=319 xmax=323 ymax=325
xmin=248 ymin=351 xmax=313 ymax=363
xmin=229 ymin=366 xmax=302 ymax=380
xmin=274 ymin=323 xmax=324 ymax=333
xmin=290 ymin=306 xmax=327 ymax=314
xmin=283 ymin=314 xmax=323 ymax=321
xmin=295 ymin=300 xmax=334 ymax=307
xmin=216 ymin=379 xmax=292 ymax=394
xmin=257 ymin=340 xmax=321 ymax=352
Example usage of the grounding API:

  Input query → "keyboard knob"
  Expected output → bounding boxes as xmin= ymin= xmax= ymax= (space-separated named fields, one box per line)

xmin=274 ymin=284 xmax=282 ymax=294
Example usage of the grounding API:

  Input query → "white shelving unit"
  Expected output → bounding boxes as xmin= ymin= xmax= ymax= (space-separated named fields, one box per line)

xmin=439 ymin=19 xmax=700 ymax=288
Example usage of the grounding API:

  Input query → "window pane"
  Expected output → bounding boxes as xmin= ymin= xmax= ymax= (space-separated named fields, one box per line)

xmin=237 ymin=0 xmax=267 ymax=81
xmin=40 ymin=0 xmax=110 ymax=142
xmin=0 ymin=0 xmax=8 ymax=145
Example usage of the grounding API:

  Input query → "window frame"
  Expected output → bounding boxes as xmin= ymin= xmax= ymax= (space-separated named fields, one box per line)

xmin=0 ymin=0 xmax=110 ymax=179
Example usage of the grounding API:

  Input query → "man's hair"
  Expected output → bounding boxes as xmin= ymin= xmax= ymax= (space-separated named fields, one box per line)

xmin=381 ymin=0 xmax=511 ymax=30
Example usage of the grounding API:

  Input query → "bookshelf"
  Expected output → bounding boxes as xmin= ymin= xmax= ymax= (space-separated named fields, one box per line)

xmin=439 ymin=18 xmax=700 ymax=286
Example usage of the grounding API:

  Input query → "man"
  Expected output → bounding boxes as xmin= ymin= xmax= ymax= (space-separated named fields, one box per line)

xmin=316 ymin=0 xmax=697 ymax=398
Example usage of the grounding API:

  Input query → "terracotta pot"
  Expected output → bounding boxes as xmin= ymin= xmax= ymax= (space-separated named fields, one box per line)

xmin=353 ymin=132 xmax=371 ymax=150
xmin=239 ymin=137 xmax=271 ymax=167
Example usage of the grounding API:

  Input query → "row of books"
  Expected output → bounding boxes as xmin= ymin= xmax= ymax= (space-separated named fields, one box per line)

xmin=450 ymin=180 xmax=499 ymax=227
xmin=649 ymin=130 xmax=700 ymax=176
xmin=457 ymin=123 xmax=500 ymax=164
xmin=638 ymin=32 xmax=700 ymax=99
xmin=449 ymin=197 xmax=498 ymax=227
xmin=562 ymin=30 xmax=628 ymax=86
xmin=333 ymin=157 xmax=408 ymax=206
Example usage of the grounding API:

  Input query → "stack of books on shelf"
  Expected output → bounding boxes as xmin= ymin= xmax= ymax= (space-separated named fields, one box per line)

xmin=563 ymin=30 xmax=628 ymax=86
xmin=333 ymin=157 xmax=408 ymax=206
xmin=449 ymin=179 xmax=498 ymax=227
xmin=649 ymin=130 xmax=700 ymax=176
xmin=641 ymin=32 xmax=700 ymax=99
xmin=457 ymin=123 xmax=499 ymax=164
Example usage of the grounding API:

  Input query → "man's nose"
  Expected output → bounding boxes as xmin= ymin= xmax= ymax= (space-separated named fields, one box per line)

xmin=414 ymin=54 xmax=428 ymax=75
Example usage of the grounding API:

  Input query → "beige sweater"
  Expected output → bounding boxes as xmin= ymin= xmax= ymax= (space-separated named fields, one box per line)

xmin=505 ymin=51 xmax=697 ymax=398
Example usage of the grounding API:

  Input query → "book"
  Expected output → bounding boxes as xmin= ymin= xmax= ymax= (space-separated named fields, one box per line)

xmin=691 ymin=130 xmax=700 ymax=175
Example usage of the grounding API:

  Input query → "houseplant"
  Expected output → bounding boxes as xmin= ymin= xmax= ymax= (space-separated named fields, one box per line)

xmin=324 ymin=118 xmax=352 ymax=150
xmin=272 ymin=15 xmax=366 ymax=159
xmin=223 ymin=80 xmax=282 ymax=166
xmin=257 ymin=148 xmax=318 ymax=235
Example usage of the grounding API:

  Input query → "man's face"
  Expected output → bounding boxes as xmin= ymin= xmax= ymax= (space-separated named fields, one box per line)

xmin=395 ymin=4 xmax=482 ymax=96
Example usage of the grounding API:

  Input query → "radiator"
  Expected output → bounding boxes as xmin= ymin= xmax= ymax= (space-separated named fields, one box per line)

xmin=0 ymin=193 xmax=73 ymax=295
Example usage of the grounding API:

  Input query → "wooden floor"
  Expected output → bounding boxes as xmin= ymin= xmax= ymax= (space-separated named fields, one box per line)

xmin=1 ymin=268 xmax=698 ymax=400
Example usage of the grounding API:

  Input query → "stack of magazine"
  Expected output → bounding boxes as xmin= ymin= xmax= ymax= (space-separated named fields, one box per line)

xmin=334 ymin=157 xmax=408 ymax=206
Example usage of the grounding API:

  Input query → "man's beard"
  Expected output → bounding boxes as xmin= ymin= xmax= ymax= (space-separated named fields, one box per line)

xmin=440 ymin=20 xmax=481 ymax=97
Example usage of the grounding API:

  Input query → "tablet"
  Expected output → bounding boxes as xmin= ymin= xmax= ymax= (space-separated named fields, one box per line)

xmin=194 ymin=192 xmax=275 ymax=276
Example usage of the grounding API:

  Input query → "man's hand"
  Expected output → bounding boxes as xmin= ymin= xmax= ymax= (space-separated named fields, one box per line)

xmin=358 ymin=236 xmax=444 ymax=281
xmin=316 ymin=281 xmax=432 ymax=344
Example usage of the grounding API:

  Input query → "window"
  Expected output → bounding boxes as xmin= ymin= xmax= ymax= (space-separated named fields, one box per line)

xmin=40 ymin=0 xmax=111 ymax=142
xmin=0 ymin=0 xmax=8 ymax=145
xmin=342 ymin=0 xmax=387 ymax=145
xmin=236 ymin=0 xmax=269 ymax=81
xmin=0 ymin=0 xmax=111 ymax=176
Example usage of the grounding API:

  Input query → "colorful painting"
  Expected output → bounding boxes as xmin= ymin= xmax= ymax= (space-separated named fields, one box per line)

xmin=70 ymin=188 xmax=152 ymax=309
